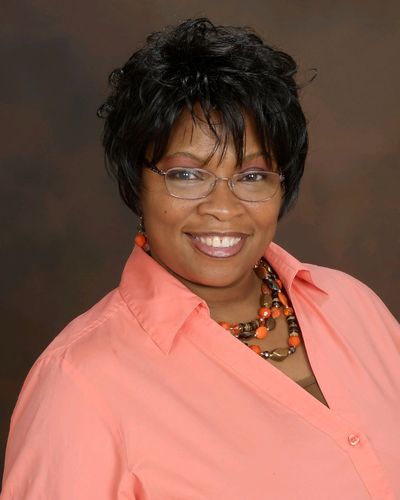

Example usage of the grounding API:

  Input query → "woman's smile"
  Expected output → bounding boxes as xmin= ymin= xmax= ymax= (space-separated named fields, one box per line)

xmin=185 ymin=232 xmax=248 ymax=258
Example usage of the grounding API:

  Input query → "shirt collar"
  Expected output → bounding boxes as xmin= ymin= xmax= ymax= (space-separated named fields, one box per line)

xmin=119 ymin=242 xmax=328 ymax=355
xmin=266 ymin=242 xmax=328 ymax=296
xmin=119 ymin=246 xmax=204 ymax=354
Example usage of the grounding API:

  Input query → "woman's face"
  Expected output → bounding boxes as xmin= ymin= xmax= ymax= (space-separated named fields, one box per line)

xmin=140 ymin=108 xmax=283 ymax=289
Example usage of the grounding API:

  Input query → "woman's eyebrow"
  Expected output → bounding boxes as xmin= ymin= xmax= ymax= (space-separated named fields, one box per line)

xmin=163 ymin=151 xmax=270 ymax=162
xmin=163 ymin=152 xmax=203 ymax=161
xmin=243 ymin=152 xmax=271 ymax=161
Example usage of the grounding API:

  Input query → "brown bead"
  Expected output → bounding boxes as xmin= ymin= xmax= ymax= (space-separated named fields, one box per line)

xmin=255 ymin=266 xmax=268 ymax=279
xmin=243 ymin=322 xmax=254 ymax=332
xmin=260 ymin=294 xmax=272 ymax=307
xmin=266 ymin=317 xmax=276 ymax=331
xmin=269 ymin=348 xmax=290 ymax=361
xmin=261 ymin=283 xmax=271 ymax=294
xmin=239 ymin=331 xmax=253 ymax=339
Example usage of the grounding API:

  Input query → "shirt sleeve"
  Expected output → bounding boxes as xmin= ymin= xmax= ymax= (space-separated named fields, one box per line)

xmin=1 ymin=355 xmax=140 ymax=499
xmin=352 ymin=276 xmax=400 ymax=349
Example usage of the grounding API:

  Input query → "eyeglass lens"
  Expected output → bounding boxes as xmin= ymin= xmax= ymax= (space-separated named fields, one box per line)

xmin=164 ymin=168 xmax=281 ymax=201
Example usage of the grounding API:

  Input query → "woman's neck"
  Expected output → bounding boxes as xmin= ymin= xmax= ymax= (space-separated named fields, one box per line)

xmin=178 ymin=268 xmax=261 ymax=324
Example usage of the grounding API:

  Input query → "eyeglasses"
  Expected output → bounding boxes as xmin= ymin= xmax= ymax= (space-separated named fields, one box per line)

xmin=144 ymin=162 xmax=285 ymax=202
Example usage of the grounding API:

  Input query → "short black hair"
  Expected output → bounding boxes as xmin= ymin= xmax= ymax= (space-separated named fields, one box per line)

xmin=97 ymin=18 xmax=311 ymax=219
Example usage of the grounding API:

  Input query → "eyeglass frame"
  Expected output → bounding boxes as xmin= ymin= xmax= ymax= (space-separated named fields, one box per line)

xmin=143 ymin=160 xmax=285 ymax=202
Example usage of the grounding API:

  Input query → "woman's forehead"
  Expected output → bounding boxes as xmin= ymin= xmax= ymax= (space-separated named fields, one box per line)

xmin=163 ymin=107 xmax=268 ymax=162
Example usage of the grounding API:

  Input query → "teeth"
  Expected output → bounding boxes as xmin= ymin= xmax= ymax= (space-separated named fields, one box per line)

xmin=195 ymin=235 xmax=242 ymax=248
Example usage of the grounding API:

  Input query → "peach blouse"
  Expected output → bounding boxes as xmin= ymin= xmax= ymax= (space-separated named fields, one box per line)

xmin=1 ymin=242 xmax=399 ymax=499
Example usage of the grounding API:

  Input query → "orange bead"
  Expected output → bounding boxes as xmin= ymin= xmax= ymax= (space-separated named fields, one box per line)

xmin=134 ymin=233 xmax=147 ymax=248
xmin=271 ymin=308 xmax=281 ymax=319
xmin=283 ymin=307 xmax=294 ymax=316
xmin=288 ymin=336 xmax=301 ymax=347
xmin=231 ymin=323 xmax=242 ymax=335
xmin=276 ymin=279 xmax=282 ymax=289
xmin=278 ymin=292 xmax=288 ymax=307
xmin=258 ymin=307 xmax=271 ymax=318
xmin=255 ymin=326 xmax=268 ymax=339
xmin=218 ymin=321 xmax=230 ymax=330
xmin=250 ymin=344 xmax=262 ymax=354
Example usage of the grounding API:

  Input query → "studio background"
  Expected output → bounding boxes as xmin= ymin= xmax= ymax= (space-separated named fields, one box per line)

xmin=1 ymin=0 xmax=399 ymax=476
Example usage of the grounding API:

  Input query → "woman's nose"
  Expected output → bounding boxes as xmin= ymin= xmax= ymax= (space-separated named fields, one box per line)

xmin=196 ymin=176 xmax=245 ymax=220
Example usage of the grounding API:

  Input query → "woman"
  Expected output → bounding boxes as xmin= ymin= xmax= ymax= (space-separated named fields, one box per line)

xmin=1 ymin=18 xmax=399 ymax=500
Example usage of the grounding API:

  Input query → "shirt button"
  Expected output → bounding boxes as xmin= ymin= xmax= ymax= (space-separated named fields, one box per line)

xmin=348 ymin=433 xmax=361 ymax=446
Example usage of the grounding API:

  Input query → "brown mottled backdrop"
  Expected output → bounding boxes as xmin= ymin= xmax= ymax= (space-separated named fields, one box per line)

xmin=1 ymin=0 xmax=399 ymax=476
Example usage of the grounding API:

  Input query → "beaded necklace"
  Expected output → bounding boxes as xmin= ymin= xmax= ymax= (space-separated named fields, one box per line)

xmin=135 ymin=228 xmax=301 ymax=362
xmin=218 ymin=257 xmax=302 ymax=362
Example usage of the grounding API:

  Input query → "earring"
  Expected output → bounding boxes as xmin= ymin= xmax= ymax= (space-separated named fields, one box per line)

xmin=134 ymin=215 xmax=149 ymax=251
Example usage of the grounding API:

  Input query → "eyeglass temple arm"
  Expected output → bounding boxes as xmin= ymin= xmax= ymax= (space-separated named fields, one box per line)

xmin=143 ymin=160 xmax=165 ymax=176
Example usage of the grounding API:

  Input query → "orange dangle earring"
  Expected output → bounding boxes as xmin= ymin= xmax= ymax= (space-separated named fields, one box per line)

xmin=134 ymin=215 xmax=150 ymax=252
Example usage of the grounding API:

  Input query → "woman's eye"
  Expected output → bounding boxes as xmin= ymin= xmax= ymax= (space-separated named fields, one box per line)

xmin=238 ymin=171 xmax=267 ymax=183
xmin=167 ymin=168 xmax=205 ymax=181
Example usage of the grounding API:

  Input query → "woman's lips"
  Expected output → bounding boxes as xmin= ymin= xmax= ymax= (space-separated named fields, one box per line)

xmin=186 ymin=233 xmax=247 ymax=258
